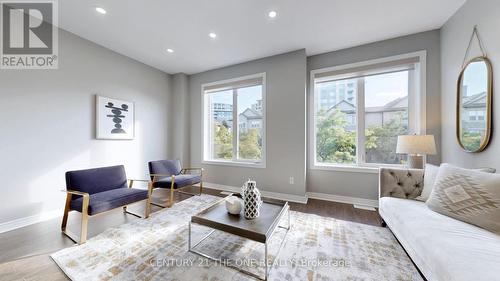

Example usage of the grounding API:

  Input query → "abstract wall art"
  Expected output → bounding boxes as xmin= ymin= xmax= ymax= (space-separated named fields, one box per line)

xmin=96 ymin=95 xmax=134 ymax=139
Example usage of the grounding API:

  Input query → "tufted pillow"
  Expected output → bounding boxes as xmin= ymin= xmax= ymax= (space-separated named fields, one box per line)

xmin=416 ymin=164 xmax=496 ymax=202
xmin=426 ymin=164 xmax=500 ymax=234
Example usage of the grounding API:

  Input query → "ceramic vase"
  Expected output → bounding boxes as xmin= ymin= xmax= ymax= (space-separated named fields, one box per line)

xmin=241 ymin=180 xmax=262 ymax=219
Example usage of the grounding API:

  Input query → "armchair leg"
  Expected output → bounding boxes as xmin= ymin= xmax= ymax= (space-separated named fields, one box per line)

xmin=80 ymin=213 xmax=89 ymax=244
xmin=166 ymin=175 xmax=175 ymax=207
xmin=61 ymin=192 xmax=90 ymax=244
xmin=199 ymin=180 xmax=203 ymax=196
xmin=79 ymin=196 xmax=90 ymax=244
xmin=145 ymin=182 xmax=153 ymax=218
xmin=61 ymin=193 xmax=72 ymax=231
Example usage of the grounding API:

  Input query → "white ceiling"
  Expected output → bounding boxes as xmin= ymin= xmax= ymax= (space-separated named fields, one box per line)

xmin=58 ymin=0 xmax=465 ymax=74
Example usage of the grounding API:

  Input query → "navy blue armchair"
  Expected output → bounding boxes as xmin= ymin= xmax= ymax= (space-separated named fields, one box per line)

xmin=148 ymin=160 xmax=203 ymax=208
xmin=61 ymin=165 xmax=152 ymax=244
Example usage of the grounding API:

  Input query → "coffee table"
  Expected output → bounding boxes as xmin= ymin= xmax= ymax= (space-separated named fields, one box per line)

xmin=188 ymin=194 xmax=290 ymax=280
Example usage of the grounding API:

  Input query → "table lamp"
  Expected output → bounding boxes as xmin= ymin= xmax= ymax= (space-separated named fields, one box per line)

xmin=396 ymin=135 xmax=436 ymax=169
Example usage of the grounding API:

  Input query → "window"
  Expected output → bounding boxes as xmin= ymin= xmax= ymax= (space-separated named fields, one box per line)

xmin=469 ymin=111 xmax=477 ymax=121
xmin=468 ymin=110 xmax=485 ymax=122
xmin=477 ymin=111 xmax=485 ymax=121
xmin=202 ymin=73 xmax=265 ymax=166
xmin=311 ymin=52 xmax=425 ymax=169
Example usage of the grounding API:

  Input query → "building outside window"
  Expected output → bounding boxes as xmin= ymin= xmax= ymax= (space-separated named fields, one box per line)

xmin=461 ymin=92 xmax=487 ymax=135
xmin=202 ymin=73 xmax=266 ymax=166
xmin=311 ymin=52 xmax=425 ymax=169
xmin=316 ymin=80 xmax=357 ymax=111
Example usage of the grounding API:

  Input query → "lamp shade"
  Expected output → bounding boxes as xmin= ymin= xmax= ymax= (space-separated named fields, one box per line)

xmin=396 ymin=135 xmax=437 ymax=155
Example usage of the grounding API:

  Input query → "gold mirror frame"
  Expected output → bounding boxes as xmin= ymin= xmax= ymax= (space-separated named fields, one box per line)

xmin=456 ymin=56 xmax=493 ymax=153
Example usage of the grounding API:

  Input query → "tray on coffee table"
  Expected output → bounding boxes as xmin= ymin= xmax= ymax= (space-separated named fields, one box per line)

xmin=188 ymin=194 xmax=290 ymax=280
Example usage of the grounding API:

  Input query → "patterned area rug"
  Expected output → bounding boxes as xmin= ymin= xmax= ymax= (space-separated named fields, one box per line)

xmin=51 ymin=195 xmax=422 ymax=280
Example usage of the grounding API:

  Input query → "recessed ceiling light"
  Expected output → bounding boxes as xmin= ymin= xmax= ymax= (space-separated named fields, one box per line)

xmin=209 ymin=32 xmax=217 ymax=39
xmin=95 ymin=7 xmax=107 ymax=14
xmin=268 ymin=11 xmax=277 ymax=18
xmin=166 ymin=48 xmax=174 ymax=53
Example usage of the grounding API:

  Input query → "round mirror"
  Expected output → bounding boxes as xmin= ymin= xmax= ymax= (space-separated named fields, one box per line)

xmin=457 ymin=57 xmax=493 ymax=153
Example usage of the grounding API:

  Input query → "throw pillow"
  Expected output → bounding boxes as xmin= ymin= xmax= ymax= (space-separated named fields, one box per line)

xmin=426 ymin=163 xmax=500 ymax=234
xmin=416 ymin=164 xmax=439 ymax=201
xmin=416 ymin=164 xmax=496 ymax=202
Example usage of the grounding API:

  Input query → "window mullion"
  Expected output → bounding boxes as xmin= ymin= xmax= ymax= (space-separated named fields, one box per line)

xmin=207 ymin=94 xmax=212 ymax=160
xmin=232 ymin=89 xmax=238 ymax=161
xmin=356 ymin=78 xmax=366 ymax=164
xmin=408 ymin=68 xmax=417 ymax=134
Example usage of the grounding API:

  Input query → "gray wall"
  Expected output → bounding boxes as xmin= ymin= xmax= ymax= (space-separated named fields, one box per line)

xmin=441 ymin=0 xmax=500 ymax=168
xmin=0 ymin=29 xmax=172 ymax=224
xmin=189 ymin=50 xmax=307 ymax=197
xmin=307 ymin=30 xmax=442 ymax=199
xmin=170 ymin=73 xmax=190 ymax=164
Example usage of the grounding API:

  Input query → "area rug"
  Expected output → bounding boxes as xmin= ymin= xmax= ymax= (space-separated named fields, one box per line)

xmin=51 ymin=195 xmax=422 ymax=280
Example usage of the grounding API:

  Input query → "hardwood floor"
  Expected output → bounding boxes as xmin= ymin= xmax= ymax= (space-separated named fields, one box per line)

xmin=0 ymin=187 xmax=379 ymax=281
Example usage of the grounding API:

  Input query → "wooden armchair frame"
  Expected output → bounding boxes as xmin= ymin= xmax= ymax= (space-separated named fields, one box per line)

xmin=61 ymin=179 xmax=153 ymax=244
xmin=149 ymin=167 xmax=203 ymax=208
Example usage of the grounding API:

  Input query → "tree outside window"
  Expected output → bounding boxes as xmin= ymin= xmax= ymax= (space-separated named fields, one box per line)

xmin=204 ymin=74 xmax=265 ymax=165
xmin=314 ymin=68 xmax=415 ymax=166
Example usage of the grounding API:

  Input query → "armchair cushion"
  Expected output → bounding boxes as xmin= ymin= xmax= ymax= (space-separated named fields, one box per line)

xmin=66 ymin=165 xmax=127 ymax=195
xmin=149 ymin=160 xmax=182 ymax=177
xmin=152 ymin=174 xmax=201 ymax=189
xmin=379 ymin=168 xmax=424 ymax=200
xmin=70 ymin=188 xmax=148 ymax=215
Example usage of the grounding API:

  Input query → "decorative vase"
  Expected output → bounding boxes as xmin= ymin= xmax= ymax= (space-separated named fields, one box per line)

xmin=225 ymin=196 xmax=242 ymax=215
xmin=241 ymin=179 xmax=262 ymax=219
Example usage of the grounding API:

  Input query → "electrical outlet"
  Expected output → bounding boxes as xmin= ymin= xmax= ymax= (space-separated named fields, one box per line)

xmin=289 ymin=177 xmax=294 ymax=184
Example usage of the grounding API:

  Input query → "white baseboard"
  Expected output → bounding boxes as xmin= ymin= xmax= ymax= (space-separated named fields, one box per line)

xmin=203 ymin=182 xmax=378 ymax=207
xmin=307 ymin=192 xmax=378 ymax=208
xmin=0 ymin=209 xmax=62 ymax=234
xmin=203 ymin=182 xmax=308 ymax=204
xmin=353 ymin=204 xmax=377 ymax=211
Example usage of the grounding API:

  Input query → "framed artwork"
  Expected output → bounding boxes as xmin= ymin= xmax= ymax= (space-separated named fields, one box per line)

xmin=96 ymin=95 xmax=135 ymax=140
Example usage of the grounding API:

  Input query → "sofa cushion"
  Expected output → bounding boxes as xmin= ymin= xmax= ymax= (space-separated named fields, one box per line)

xmin=66 ymin=165 xmax=128 ymax=195
xmin=380 ymin=197 xmax=500 ymax=281
xmin=152 ymin=174 xmax=201 ymax=189
xmin=70 ymin=188 xmax=148 ymax=215
xmin=426 ymin=163 xmax=500 ymax=234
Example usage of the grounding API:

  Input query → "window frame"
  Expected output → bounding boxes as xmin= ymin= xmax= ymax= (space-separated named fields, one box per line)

xmin=201 ymin=72 xmax=266 ymax=168
xmin=309 ymin=51 xmax=427 ymax=173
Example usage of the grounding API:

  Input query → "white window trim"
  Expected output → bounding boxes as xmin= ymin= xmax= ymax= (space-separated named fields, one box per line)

xmin=201 ymin=72 xmax=267 ymax=168
xmin=309 ymin=51 xmax=427 ymax=173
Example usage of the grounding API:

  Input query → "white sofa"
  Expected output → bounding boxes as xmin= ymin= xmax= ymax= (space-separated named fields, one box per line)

xmin=379 ymin=168 xmax=500 ymax=281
